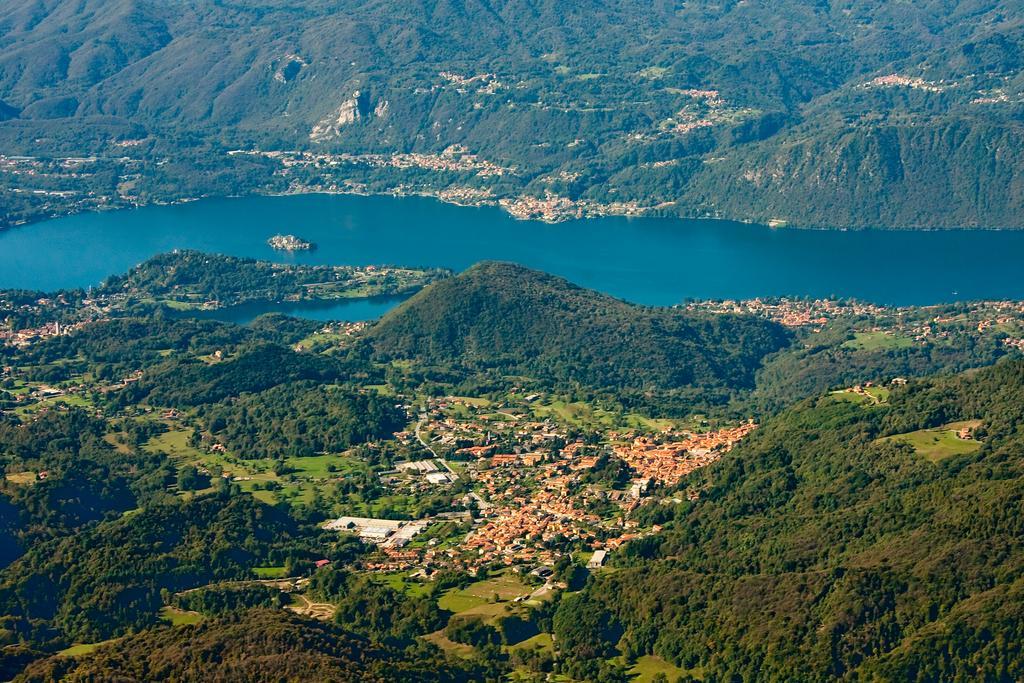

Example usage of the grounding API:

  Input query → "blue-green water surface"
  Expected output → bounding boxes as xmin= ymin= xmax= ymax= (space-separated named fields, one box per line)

xmin=4 ymin=194 xmax=1023 ymax=321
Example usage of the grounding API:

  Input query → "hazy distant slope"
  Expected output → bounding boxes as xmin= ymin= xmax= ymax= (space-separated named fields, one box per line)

xmin=1 ymin=0 xmax=1023 ymax=227
xmin=366 ymin=261 xmax=791 ymax=392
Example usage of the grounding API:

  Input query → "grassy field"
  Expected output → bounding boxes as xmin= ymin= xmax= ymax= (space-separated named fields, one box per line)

xmin=627 ymin=655 xmax=697 ymax=682
xmin=842 ymin=331 xmax=915 ymax=351
xmin=253 ymin=566 xmax=288 ymax=579
xmin=373 ymin=572 xmax=432 ymax=599
xmin=158 ymin=606 xmax=204 ymax=627
xmin=145 ymin=426 xmax=371 ymax=507
xmin=508 ymin=632 xmax=553 ymax=653
xmin=57 ymin=639 xmax=119 ymax=657
xmin=13 ymin=390 xmax=94 ymax=417
xmin=437 ymin=590 xmax=488 ymax=613
xmin=830 ymin=386 xmax=890 ymax=406
xmin=286 ymin=454 xmax=361 ymax=478
xmin=877 ymin=420 xmax=983 ymax=463
xmin=438 ymin=571 xmax=532 ymax=614
xmin=5 ymin=471 xmax=36 ymax=485
xmin=438 ymin=572 xmax=529 ymax=611
xmin=864 ymin=386 xmax=891 ymax=402
xmin=145 ymin=428 xmax=209 ymax=461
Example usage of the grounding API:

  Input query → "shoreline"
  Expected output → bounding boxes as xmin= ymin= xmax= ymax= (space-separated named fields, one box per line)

xmin=3 ymin=186 xmax=1022 ymax=235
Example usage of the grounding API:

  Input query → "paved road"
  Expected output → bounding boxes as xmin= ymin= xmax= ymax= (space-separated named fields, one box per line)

xmin=416 ymin=416 xmax=457 ymax=475
xmin=415 ymin=416 xmax=439 ymax=458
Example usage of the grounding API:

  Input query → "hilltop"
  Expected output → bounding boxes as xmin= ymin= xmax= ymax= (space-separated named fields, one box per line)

xmin=366 ymin=262 xmax=792 ymax=400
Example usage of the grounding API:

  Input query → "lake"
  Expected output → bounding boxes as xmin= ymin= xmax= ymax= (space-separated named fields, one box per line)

xmin=3 ymin=193 xmax=1024 ymax=321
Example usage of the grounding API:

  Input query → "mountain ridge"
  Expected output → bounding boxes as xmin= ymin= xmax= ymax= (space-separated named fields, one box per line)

xmin=2 ymin=0 xmax=1024 ymax=228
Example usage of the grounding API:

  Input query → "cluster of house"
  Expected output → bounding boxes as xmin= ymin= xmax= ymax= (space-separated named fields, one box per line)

xmin=684 ymin=299 xmax=1024 ymax=350
xmin=1004 ymin=337 xmax=1024 ymax=351
xmin=683 ymin=297 xmax=889 ymax=328
xmin=863 ymin=73 xmax=947 ymax=93
xmin=230 ymin=146 xmax=514 ymax=180
xmin=611 ymin=423 xmax=757 ymax=485
xmin=0 ymin=320 xmax=71 ymax=347
xmin=317 ymin=396 xmax=766 ymax=575
xmin=437 ymin=71 xmax=503 ymax=95
xmin=498 ymin=192 xmax=648 ymax=223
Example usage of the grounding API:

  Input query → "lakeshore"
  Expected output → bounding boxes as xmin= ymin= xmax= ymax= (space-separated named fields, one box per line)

xmin=3 ymin=193 xmax=1024 ymax=306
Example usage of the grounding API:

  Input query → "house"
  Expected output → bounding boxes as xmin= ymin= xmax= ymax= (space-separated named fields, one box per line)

xmin=587 ymin=549 xmax=608 ymax=569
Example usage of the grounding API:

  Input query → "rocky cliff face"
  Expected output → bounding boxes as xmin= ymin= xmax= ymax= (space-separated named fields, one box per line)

xmin=309 ymin=90 xmax=388 ymax=142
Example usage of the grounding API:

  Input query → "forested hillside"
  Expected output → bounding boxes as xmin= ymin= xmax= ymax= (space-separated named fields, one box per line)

xmin=0 ymin=494 xmax=325 ymax=643
xmin=1 ymin=0 xmax=1023 ymax=228
xmin=366 ymin=262 xmax=791 ymax=404
xmin=553 ymin=360 xmax=1024 ymax=680
xmin=15 ymin=610 xmax=485 ymax=682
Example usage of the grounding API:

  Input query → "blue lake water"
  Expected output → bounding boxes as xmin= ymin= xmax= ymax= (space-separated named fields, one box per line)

xmin=3 ymin=194 xmax=1024 ymax=320
xmin=173 ymin=295 xmax=412 ymax=325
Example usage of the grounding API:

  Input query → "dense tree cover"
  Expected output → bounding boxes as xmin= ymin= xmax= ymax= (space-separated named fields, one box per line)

xmin=0 ymin=493 xmax=329 ymax=643
xmin=14 ymin=609 xmax=487 ymax=682
xmin=171 ymin=585 xmax=285 ymax=616
xmin=0 ymin=409 xmax=172 ymax=556
xmin=119 ymin=342 xmax=370 ymax=407
xmin=556 ymin=359 xmax=1024 ymax=680
xmin=175 ymin=465 xmax=210 ymax=492
xmin=444 ymin=617 xmax=502 ymax=649
xmin=367 ymin=262 xmax=791 ymax=406
xmin=14 ymin=317 xmax=264 ymax=381
xmin=4 ymin=260 xmax=1024 ymax=678
xmin=96 ymin=250 xmax=448 ymax=306
xmin=200 ymin=380 xmax=405 ymax=459
xmin=307 ymin=567 xmax=447 ymax=648
xmin=751 ymin=319 xmax=1015 ymax=412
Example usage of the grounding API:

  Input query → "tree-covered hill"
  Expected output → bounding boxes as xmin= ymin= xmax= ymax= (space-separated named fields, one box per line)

xmin=119 ymin=342 xmax=362 ymax=407
xmin=14 ymin=609 xmax=484 ymax=683
xmin=0 ymin=493 xmax=326 ymax=644
xmin=2 ymin=0 xmax=1023 ymax=228
xmin=365 ymin=261 xmax=792 ymax=399
xmin=200 ymin=380 xmax=406 ymax=459
xmin=554 ymin=359 xmax=1024 ymax=681
xmin=95 ymin=250 xmax=449 ymax=308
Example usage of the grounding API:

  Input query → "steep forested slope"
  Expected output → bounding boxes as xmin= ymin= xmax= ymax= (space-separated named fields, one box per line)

xmin=555 ymin=360 xmax=1024 ymax=680
xmin=366 ymin=262 xmax=791 ymax=397
xmin=0 ymin=494 xmax=326 ymax=643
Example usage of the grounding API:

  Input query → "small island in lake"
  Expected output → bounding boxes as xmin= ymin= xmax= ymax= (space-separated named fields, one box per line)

xmin=267 ymin=234 xmax=315 ymax=251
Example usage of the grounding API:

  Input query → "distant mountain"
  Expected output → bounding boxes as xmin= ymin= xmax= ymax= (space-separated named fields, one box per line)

xmin=1 ymin=0 xmax=1023 ymax=228
xmin=555 ymin=359 xmax=1024 ymax=680
xmin=366 ymin=261 xmax=791 ymax=395
xmin=0 ymin=100 xmax=16 ymax=121
xmin=15 ymin=609 xmax=480 ymax=682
